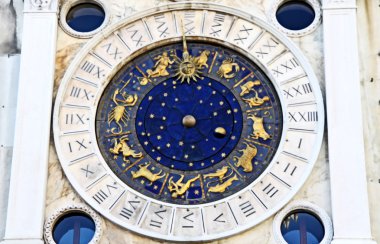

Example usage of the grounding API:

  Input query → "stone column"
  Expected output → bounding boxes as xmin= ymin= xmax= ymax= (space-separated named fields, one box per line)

xmin=322 ymin=0 xmax=376 ymax=243
xmin=1 ymin=0 xmax=58 ymax=243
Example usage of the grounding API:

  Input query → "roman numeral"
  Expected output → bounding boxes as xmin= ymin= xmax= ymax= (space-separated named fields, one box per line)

xmin=184 ymin=12 xmax=195 ymax=34
xmin=69 ymin=87 xmax=93 ymax=100
xmin=149 ymin=209 xmax=166 ymax=228
xmin=126 ymin=25 xmax=145 ymax=47
xmin=209 ymin=13 xmax=225 ymax=37
xmin=81 ymin=61 xmax=105 ymax=78
xmin=262 ymin=183 xmax=278 ymax=198
xmin=255 ymin=38 xmax=279 ymax=58
xmin=233 ymin=25 xmax=254 ymax=45
xmin=68 ymin=139 xmax=88 ymax=153
xmin=119 ymin=200 xmax=140 ymax=220
xmin=65 ymin=113 xmax=86 ymax=125
xmin=154 ymin=14 xmax=169 ymax=38
xmin=288 ymin=112 xmax=318 ymax=122
xmin=93 ymin=190 xmax=108 ymax=204
xmin=284 ymin=162 xmax=297 ymax=176
xmin=213 ymin=213 xmax=226 ymax=223
xmin=239 ymin=201 xmax=256 ymax=217
xmin=283 ymin=83 xmax=312 ymax=98
xmin=272 ymin=58 xmax=299 ymax=77
xmin=102 ymin=43 xmax=123 ymax=60
xmin=81 ymin=164 xmax=94 ymax=178
xmin=182 ymin=211 xmax=194 ymax=228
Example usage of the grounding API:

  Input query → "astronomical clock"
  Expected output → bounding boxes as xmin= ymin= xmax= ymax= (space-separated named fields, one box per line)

xmin=53 ymin=3 xmax=324 ymax=241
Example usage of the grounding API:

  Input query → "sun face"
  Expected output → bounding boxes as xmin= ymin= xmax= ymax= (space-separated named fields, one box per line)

xmin=174 ymin=55 xmax=203 ymax=84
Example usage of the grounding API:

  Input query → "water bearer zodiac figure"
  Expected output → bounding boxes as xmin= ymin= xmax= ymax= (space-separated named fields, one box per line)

xmin=147 ymin=52 xmax=174 ymax=78
xmin=108 ymin=79 xmax=138 ymax=135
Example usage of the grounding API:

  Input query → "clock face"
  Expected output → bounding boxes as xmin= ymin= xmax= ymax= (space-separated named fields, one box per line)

xmin=54 ymin=3 xmax=324 ymax=241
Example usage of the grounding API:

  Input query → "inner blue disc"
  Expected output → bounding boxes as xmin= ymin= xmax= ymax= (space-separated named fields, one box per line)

xmin=135 ymin=77 xmax=243 ymax=171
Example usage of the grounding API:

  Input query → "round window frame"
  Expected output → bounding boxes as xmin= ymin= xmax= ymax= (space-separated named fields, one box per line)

xmin=44 ymin=204 xmax=103 ymax=244
xmin=269 ymin=0 xmax=321 ymax=37
xmin=273 ymin=200 xmax=333 ymax=244
xmin=59 ymin=0 xmax=110 ymax=39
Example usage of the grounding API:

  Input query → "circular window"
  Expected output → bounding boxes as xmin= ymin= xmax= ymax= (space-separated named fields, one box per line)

xmin=44 ymin=204 xmax=102 ymax=244
xmin=281 ymin=211 xmax=324 ymax=243
xmin=273 ymin=201 xmax=333 ymax=244
xmin=269 ymin=0 xmax=321 ymax=37
xmin=276 ymin=1 xmax=315 ymax=31
xmin=59 ymin=0 xmax=109 ymax=38
xmin=53 ymin=212 xmax=96 ymax=244
xmin=66 ymin=3 xmax=105 ymax=33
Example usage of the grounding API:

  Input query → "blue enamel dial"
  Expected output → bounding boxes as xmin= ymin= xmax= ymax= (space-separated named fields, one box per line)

xmin=96 ymin=42 xmax=283 ymax=205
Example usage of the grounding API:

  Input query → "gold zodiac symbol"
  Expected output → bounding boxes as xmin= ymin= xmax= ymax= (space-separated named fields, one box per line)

xmin=217 ymin=58 xmax=240 ymax=79
xmin=109 ymin=135 xmax=143 ymax=162
xmin=131 ymin=162 xmax=165 ymax=185
xmin=204 ymin=166 xmax=229 ymax=182
xmin=239 ymin=80 xmax=261 ymax=96
xmin=242 ymin=89 xmax=270 ymax=107
xmin=208 ymin=174 xmax=238 ymax=193
xmin=107 ymin=79 xmax=138 ymax=135
xmin=135 ymin=66 xmax=152 ymax=86
xmin=147 ymin=52 xmax=174 ymax=78
xmin=168 ymin=174 xmax=200 ymax=198
xmin=248 ymin=112 xmax=271 ymax=140
xmin=193 ymin=50 xmax=210 ymax=69
xmin=233 ymin=142 xmax=257 ymax=172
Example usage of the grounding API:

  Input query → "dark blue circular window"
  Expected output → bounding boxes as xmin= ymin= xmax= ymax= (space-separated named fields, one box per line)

xmin=53 ymin=212 xmax=96 ymax=244
xmin=66 ymin=3 xmax=105 ymax=33
xmin=276 ymin=1 xmax=315 ymax=31
xmin=281 ymin=211 xmax=325 ymax=244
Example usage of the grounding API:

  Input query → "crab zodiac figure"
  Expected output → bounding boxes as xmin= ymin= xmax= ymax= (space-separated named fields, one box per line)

xmin=168 ymin=174 xmax=200 ymax=198
xmin=217 ymin=58 xmax=240 ymax=79
xmin=147 ymin=52 xmax=174 ymax=78
xmin=108 ymin=79 xmax=138 ymax=135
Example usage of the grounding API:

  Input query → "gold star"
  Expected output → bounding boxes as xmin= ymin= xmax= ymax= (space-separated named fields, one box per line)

xmin=189 ymin=162 xmax=193 ymax=166
xmin=227 ymin=110 xmax=231 ymax=114
xmin=162 ymin=116 xmax=166 ymax=121
xmin=154 ymin=185 xmax=158 ymax=190
xmin=150 ymin=114 xmax=155 ymax=118
xmin=157 ymin=157 xmax=161 ymax=161
xmin=191 ymin=145 xmax=195 ymax=149
xmin=141 ymin=180 xmax=145 ymax=184
xmin=144 ymin=141 xmax=148 ymax=145
xmin=157 ymin=135 xmax=161 ymax=140
xmin=213 ymin=112 xmax=218 ymax=116
xmin=161 ymin=102 xmax=165 ymax=107
xmin=221 ymin=153 xmax=226 ymax=157
xmin=138 ymin=122 xmax=143 ymax=126
xmin=148 ymin=96 xmax=153 ymax=100
xmin=194 ymin=190 xmax=200 ymax=195
xmin=164 ymin=93 xmax=168 ymax=97
xmin=219 ymin=101 xmax=224 ymax=106
xmin=184 ymin=154 xmax=189 ymax=159
xmin=197 ymin=86 xmax=202 ymax=90
xmin=166 ymin=143 xmax=171 ymax=148
xmin=179 ymin=141 xmax=184 ymax=146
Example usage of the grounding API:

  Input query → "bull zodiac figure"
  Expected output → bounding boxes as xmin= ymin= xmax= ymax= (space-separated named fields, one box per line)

xmin=108 ymin=79 xmax=138 ymax=135
xmin=208 ymin=174 xmax=238 ymax=193
xmin=248 ymin=112 xmax=271 ymax=140
xmin=109 ymin=135 xmax=143 ymax=162
xmin=168 ymin=174 xmax=200 ymax=198
xmin=131 ymin=162 xmax=165 ymax=184
xmin=217 ymin=58 xmax=240 ymax=79
xmin=233 ymin=142 xmax=258 ymax=172
xmin=193 ymin=50 xmax=210 ymax=69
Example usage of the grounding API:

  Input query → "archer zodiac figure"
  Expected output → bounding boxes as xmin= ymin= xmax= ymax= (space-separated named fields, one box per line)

xmin=242 ymin=89 xmax=270 ymax=107
xmin=168 ymin=174 xmax=200 ymax=198
xmin=147 ymin=52 xmax=174 ymax=78
xmin=248 ymin=112 xmax=271 ymax=140
xmin=194 ymin=50 xmax=210 ymax=69
xmin=131 ymin=162 xmax=165 ymax=185
xmin=217 ymin=58 xmax=240 ymax=79
xmin=208 ymin=174 xmax=238 ymax=193
xmin=233 ymin=142 xmax=258 ymax=172
xmin=109 ymin=135 xmax=143 ymax=162
xmin=239 ymin=80 xmax=261 ymax=96
xmin=107 ymin=79 xmax=138 ymax=135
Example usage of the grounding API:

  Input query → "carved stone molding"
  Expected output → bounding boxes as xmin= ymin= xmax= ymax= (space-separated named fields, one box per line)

xmin=322 ymin=0 xmax=357 ymax=9
xmin=25 ymin=0 xmax=58 ymax=12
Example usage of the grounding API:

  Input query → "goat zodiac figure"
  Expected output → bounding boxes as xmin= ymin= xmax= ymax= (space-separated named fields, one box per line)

xmin=107 ymin=79 xmax=138 ymax=135
xmin=109 ymin=135 xmax=143 ymax=162
xmin=131 ymin=162 xmax=165 ymax=184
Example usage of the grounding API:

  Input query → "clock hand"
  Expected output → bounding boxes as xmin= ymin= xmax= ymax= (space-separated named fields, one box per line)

xmin=180 ymin=19 xmax=190 ymax=60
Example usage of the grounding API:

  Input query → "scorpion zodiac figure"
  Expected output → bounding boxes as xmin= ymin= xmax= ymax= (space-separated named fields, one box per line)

xmin=107 ymin=79 xmax=138 ymax=135
xmin=109 ymin=135 xmax=143 ymax=162
xmin=217 ymin=58 xmax=240 ymax=79
xmin=168 ymin=174 xmax=200 ymax=198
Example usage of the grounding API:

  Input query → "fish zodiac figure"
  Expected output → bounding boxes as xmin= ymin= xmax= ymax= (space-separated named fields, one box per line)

xmin=208 ymin=174 xmax=238 ymax=193
xmin=239 ymin=80 xmax=261 ymax=96
xmin=233 ymin=142 xmax=258 ymax=172
xmin=108 ymin=79 xmax=138 ymax=135
xmin=193 ymin=50 xmax=210 ymax=69
xmin=168 ymin=174 xmax=200 ymax=198
xmin=248 ymin=112 xmax=271 ymax=140
xmin=204 ymin=166 xmax=229 ymax=182
xmin=131 ymin=162 xmax=165 ymax=185
xmin=147 ymin=52 xmax=174 ymax=78
xmin=242 ymin=89 xmax=270 ymax=107
xmin=217 ymin=58 xmax=240 ymax=79
xmin=109 ymin=135 xmax=143 ymax=162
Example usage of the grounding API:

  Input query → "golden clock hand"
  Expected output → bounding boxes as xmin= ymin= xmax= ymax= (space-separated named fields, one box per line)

xmin=180 ymin=19 xmax=190 ymax=60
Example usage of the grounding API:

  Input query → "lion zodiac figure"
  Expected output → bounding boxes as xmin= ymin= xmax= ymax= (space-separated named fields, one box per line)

xmin=193 ymin=50 xmax=210 ymax=69
xmin=233 ymin=142 xmax=258 ymax=172
xmin=109 ymin=135 xmax=143 ymax=162
xmin=217 ymin=58 xmax=240 ymax=79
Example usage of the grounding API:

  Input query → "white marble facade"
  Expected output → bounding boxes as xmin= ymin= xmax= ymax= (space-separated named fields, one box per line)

xmin=0 ymin=0 xmax=379 ymax=243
